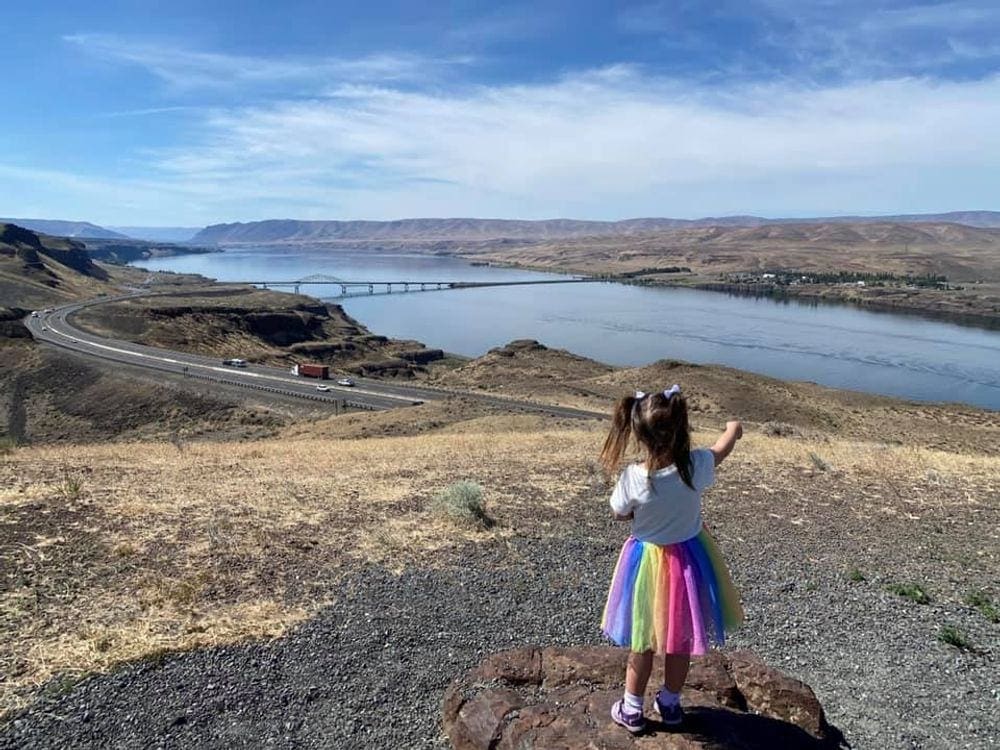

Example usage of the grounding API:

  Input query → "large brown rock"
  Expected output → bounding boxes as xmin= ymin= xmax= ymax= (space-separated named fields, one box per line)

xmin=442 ymin=647 xmax=840 ymax=750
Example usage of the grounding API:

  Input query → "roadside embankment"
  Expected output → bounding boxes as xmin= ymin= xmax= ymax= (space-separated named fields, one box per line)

xmin=71 ymin=286 xmax=446 ymax=378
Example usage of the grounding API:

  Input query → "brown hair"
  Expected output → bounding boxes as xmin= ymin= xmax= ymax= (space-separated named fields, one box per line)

xmin=599 ymin=389 xmax=694 ymax=489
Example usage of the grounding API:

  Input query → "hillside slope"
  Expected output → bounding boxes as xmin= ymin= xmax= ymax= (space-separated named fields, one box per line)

xmin=471 ymin=221 xmax=1000 ymax=282
xmin=0 ymin=224 xmax=114 ymax=308
xmin=192 ymin=212 xmax=1000 ymax=244
xmin=105 ymin=226 xmax=202 ymax=243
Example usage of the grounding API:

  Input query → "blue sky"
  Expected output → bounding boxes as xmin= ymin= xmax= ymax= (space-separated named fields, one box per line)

xmin=2 ymin=1 xmax=999 ymax=225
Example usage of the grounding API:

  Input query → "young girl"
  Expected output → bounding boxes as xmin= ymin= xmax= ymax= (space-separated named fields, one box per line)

xmin=600 ymin=384 xmax=744 ymax=732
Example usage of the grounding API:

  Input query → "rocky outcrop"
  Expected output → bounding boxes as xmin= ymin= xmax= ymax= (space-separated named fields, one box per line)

xmin=79 ymin=239 xmax=217 ymax=265
xmin=399 ymin=348 xmax=445 ymax=364
xmin=0 ymin=308 xmax=31 ymax=339
xmin=490 ymin=339 xmax=548 ymax=356
xmin=443 ymin=647 xmax=840 ymax=749
xmin=146 ymin=306 xmax=332 ymax=347
xmin=0 ymin=223 xmax=107 ymax=280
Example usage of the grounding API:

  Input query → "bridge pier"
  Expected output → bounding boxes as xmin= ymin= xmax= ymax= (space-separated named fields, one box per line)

xmin=293 ymin=284 xmax=300 ymax=294
xmin=340 ymin=284 xmax=347 ymax=295
xmin=404 ymin=282 xmax=409 ymax=292
xmin=368 ymin=284 xmax=374 ymax=294
xmin=420 ymin=283 xmax=426 ymax=291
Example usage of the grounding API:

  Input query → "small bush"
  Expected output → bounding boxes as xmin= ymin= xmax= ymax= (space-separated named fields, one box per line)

xmin=847 ymin=567 xmax=866 ymax=583
xmin=61 ymin=473 xmax=83 ymax=500
xmin=886 ymin=582 xmax=931 ymax=605
xmin=938 ymin=625 xmax=973 ymax=651
xmin=807 ymin=451 xmax=830 ymax=471
xmin=0 ymin=435 xmax=16 ymax=456
xmin=432 ymin=481 xmax=494 ymax=529
xmin=762 ymin=421 xmax=800 ymax=438
xmin=168 ymin=430 xmax=186 ymax=453
xmin=965 ymin=590 xmax=1000 ymax=624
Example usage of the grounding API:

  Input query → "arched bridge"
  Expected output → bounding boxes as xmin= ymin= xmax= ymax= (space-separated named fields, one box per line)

xmin=247 ymin=274 xmax=599 ymax=296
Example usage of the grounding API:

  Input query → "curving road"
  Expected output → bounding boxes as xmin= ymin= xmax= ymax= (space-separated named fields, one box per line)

xmin=23 ymin=292 xmax=605 ymax=420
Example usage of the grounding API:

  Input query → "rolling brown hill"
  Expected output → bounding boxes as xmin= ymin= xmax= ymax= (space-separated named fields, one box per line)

xmin=470 ymin=221 xmax=1000 ymax=282
xmin=192 ymin=211 xmax=1000 ymax=245
xmin=0 ymin=224 xmax=114 ymax=308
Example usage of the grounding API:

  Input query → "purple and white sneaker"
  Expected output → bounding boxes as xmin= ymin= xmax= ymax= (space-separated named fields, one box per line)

xmin=654 ymin=689 xmax=684 ymax=726
xmin=611 ymin=699 xmax=646 ymax=734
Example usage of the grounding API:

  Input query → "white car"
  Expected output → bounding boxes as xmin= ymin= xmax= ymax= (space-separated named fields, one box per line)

xmin=337 ymin=378 xmax=356 ymax=387
xmin=316 ymin=385 xmax=331 ymax=392
xmin=222 ymin=358 xmax=248 ymax=368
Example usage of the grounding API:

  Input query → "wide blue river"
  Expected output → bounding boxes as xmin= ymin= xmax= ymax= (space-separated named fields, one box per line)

xmin=137 ymin=246 xmax=1000 ymax=410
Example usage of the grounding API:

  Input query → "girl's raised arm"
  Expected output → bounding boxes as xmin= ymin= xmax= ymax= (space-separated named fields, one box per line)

xmin=710 ymin=420 xmax=743 ymax=467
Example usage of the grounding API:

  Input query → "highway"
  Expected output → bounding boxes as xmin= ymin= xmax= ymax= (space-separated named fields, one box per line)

xmin=23 ymin=292 xmax=605 ymax=420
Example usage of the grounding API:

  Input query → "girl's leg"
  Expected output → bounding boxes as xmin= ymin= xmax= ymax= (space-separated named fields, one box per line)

xmin=662 ymin=653 xmax=690 ymax=693
xmin=626 ymin=650 xmax=654 ymax=696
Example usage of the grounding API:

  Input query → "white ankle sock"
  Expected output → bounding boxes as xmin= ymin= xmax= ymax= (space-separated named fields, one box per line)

xmin=623 ymin=691 xmax=644 ymax=711
xmin=659 ymin=686 xmax=680 ymax=706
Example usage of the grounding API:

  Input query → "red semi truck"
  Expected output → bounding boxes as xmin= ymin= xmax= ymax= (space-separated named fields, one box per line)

xmin=292 ymin=363 xmax=329 ymax=379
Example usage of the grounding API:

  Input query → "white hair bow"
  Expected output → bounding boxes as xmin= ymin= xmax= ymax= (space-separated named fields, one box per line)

xmin=634 ymin=384 xmax=681 ymax=400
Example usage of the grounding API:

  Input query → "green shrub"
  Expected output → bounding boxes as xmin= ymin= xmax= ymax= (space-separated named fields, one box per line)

xmin=432 ymin=481 xmax=494 ymax=529
xmin=886 ymin=582 xmax=931 ymax=605
xmin=965 ymin=590 xmax=1000 ymax=624
xmin=807 ymin=451 xmax=830 ymax=471
xmin=847 ymin=567 xmax=866 ymax=583
xmin=0 ymin=435 xmax=16 ymax=456
xmin=938 ymin=625 xmax=973 ymax=651
xmin=61 ymin=473 xmax=83 ymax=500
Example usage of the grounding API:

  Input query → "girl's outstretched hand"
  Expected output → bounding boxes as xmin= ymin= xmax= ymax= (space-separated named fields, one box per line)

xmin=712 ymin=420 xmax=743 ymax=466
xmin=726 ymin=420 xmax=743 ymax=440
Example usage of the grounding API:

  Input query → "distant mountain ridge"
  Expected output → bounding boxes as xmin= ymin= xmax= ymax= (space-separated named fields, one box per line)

xmin=107 ymin=226 xmax=202 ymax=243
xmin=0 ymin=218 xmax=130 ymax=240
xmin=192 ymin=211 xmax=1000 ymax=244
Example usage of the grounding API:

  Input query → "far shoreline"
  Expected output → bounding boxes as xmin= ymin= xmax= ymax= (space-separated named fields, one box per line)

xmin=456 ymin=255 xmax=1000 ymax=332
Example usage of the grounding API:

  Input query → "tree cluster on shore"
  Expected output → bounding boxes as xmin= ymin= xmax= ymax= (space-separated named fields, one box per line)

xmin=721 ymin=270 xmax=955 ymax=289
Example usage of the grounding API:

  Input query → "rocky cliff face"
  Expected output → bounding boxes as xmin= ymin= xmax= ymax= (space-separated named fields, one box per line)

xmin=144 ymin=303 xmax=344 ymax=347
xmin=0 ymin=308 xmax=30 ymax=339
xmin=0 ymin=223 xmax=108 ymax=280
xmin=77 ymin=294 xmax=445 ymax=377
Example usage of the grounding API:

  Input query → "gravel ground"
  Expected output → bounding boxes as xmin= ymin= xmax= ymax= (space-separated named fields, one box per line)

xmin=2 ymin=512 xmax=996 ymax=749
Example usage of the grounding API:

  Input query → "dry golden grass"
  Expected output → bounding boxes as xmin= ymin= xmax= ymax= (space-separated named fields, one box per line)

xmin=1 ymin=422 xmax=997 ymax=717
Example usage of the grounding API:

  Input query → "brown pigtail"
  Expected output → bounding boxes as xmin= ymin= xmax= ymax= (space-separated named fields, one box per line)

xmin=600 ymin=395 xmax=637 ymax=476
xmin=666 ymin=400 xmax=694 ymax=490
xmin=633 ymin=390 xmax=695 ymax=490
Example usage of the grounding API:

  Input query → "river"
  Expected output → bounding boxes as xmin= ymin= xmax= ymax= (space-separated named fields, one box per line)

xmin=136 ymin=246 xmax=1000 ymax=410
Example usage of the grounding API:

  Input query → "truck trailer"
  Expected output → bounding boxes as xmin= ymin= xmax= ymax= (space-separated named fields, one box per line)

xmin=291 ymin=363 xmax=329 ymax=379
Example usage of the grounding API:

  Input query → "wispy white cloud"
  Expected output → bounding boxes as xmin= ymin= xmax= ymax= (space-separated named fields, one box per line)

xmin=6 ymin=59 xmax=1000 ymax=223
xmin=64 ymin=34 xmax=471 ymax=91
xmin=446 ymin=5 xmax=556 ymax=42
xmin=861 ymin=1 xmax=1000 ymax=32
xmin=97 ymin=105 xmax=200 ymax=118
xmin=619 ymin=1 xmax=1000 ymax=81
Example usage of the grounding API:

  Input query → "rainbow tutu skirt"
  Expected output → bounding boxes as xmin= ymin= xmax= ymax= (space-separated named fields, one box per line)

xmin=601 ymin=527 xmax=743 ymax=655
